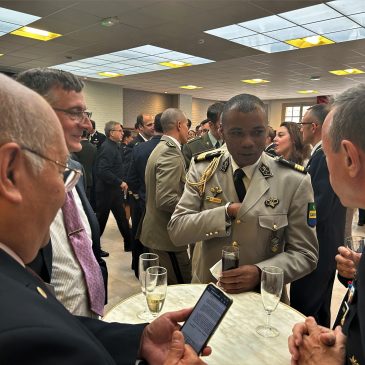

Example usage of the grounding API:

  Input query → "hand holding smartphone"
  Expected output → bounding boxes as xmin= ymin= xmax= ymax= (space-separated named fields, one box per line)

xmin=180 ymin=283 xmax=233 ymax=354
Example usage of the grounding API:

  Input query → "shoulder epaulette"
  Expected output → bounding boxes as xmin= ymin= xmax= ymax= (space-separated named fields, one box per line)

xmin=187 ymin=136 xmax=202 ymax=144
xmin=194 ymin=149 xmax=223 ymax=162
xmin=274 ymin=156 xmax=308 ymax=174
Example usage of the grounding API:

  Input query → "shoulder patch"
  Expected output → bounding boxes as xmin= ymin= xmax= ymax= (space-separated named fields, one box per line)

xmin=307 ymin=202 xmax=317 ymax=227
xmin=165 ymin=140 xmax=176 ymax=148
xmin=275 ymin=156 xmax=307 ymax=174
xmin=194 ymin=149 xmax=223 ymax=162
xmin=220 ymin=157 xmax=230 ymax=172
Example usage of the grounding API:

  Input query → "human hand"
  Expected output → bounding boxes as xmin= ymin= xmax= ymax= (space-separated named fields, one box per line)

xmin=139 ymin=308 xmax=211 ymax=365
xmin=226 ymin=203 xmax=241 ymax=219
xmin=219 ymin=265 xmax=260 ymax=293
xmin=163 ymin=331 xmax=208 ymax=365
xmin=336 ymin=246 xmax=361 ymax=279
xmin=297 ymin=317 xmax=346 ymax=365
xmin=288 ymin=317 xmax=342 ymax=365
xmin=120 ymin=181 xmax=128 ymax=191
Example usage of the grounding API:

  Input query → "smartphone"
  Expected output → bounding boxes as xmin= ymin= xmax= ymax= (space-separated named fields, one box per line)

xmin=180 ymin=283 xmax=233 ymax=354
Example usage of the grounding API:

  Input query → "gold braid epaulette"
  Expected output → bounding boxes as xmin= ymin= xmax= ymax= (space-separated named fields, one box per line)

xmin=186 ymin=154 xmax=223 ymax=196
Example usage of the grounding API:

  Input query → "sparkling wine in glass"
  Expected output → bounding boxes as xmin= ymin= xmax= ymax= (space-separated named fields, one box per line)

xmin=138 ymin=253 xmax=159 ymax=320
xmin=222 ymin=245 xmax=239 ymax=271
xmin=256 ymin=266 xmax=283 ymax=338
xmin=344 ymin=236 xmax=365 ymax=276
xmin=145 ymin=266 xmax=167 ymax=318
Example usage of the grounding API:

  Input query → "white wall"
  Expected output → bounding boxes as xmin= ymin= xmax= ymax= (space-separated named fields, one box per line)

xmin=192 ymin=97 xmax=220 ymax=126
xmin=83 ymin=80 xmax=123 ymax=132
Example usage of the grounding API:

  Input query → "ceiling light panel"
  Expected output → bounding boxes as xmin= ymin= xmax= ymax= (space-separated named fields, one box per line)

xmin=204 ymin=1 xmax=365 ymax=54
xmin=327 ymin=0 xmax=365 ymax=16
xmin=51 ymin=44 xmax=214 ymax=78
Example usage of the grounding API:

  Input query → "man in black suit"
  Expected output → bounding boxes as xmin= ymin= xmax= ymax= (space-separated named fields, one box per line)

xmin=288 ymin=84 xmax=365 ymax=365
xmin=90 ymin=119 xmax=106 ymax=148
xmin=127 ymin=113 xmax=163 ymax=277
xmin=0 ymin=73 xmax=209 ymax=365
xmin=16 ymin=68 xmax=108 ymax=317
xmin=290 ymin=104 xmax=346 ymax=327
xmin=95 ymin=121 xmax=132 ymax=252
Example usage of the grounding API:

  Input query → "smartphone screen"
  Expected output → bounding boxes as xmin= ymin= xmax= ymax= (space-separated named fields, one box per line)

xmin=180 ymin=283 xmax=232 ymax=354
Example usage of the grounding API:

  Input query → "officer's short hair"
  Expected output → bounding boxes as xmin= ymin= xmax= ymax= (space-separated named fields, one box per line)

xmin=330 ymin=84 xmax=365 ymax=152
xmin=154 ymin=113 xmax=163 ymax=133
xmin=207 ymin=102 xmax=224 ymax=124
xmin=308 ymin=104 xmax=330 ymax=126
xmin=160 ymin=108 xmax=185 ymax=133
xmin=105 ymin=121 xmax=120 ymax=138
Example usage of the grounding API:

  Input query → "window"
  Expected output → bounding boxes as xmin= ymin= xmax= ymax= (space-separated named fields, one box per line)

xmin=282 ymin=103 xmax=312 ymax=123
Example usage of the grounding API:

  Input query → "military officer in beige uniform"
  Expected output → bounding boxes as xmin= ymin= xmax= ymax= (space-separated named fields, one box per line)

xmin=140 ymin=108 xmax=191 ymax=284
xmin=168 ymin=93 xmax=318 ymax=295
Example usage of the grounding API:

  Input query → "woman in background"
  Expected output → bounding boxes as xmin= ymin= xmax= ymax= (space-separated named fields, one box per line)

xmin=273 ymin=122 xmax=311 ymax=165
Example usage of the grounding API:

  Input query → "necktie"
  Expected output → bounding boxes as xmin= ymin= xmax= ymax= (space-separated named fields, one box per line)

xmin=215 ymin=141 xmax=220 ymax=148
xmin=62 ymin=191 xmax=105 ymax=316
xmin=234 ymin=169 xmax=246 ymax=202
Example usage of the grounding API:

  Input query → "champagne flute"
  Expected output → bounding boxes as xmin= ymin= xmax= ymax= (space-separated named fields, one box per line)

xmin=138 ymin=253 xmax=159 ymax=320
xmin=344 ymin=236 xmax=365 ymax=276
xmin=145 ymin=266 xmax=167 ymax=319
xmin=256 ymin=266 xmax=284 ymax=338
xmin=222 ymin=245 xmax=239 ymax=271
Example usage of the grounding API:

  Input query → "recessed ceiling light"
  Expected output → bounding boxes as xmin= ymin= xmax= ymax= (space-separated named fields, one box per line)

xmin=98 ymin=71 xmax=123 ymax=78
xmin=286 ymin=35 xmax=334 ymax=48
xmin=11 ymin=27 xmax=61 ymax=41
xmin=159 ymin=61 xmax=192 ymax=68
xmin=179 ymin=85 xmax=202 ymax=90
xmin=242 ymin=79 xmax=270 ymax=84
xmin=310 ymin=75 xmax=321 ymax=81
xmin=100 ymin=16 xmax=120 ymax=27
xmin=329 ymin=68 xmax=364 ymax=75
xmin=297 ymin=90 xmax=319 ymax=94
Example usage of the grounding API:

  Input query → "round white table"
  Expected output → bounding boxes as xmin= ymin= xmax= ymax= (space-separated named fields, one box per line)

xmin=103 ymin=284 xmax=305 ymax=365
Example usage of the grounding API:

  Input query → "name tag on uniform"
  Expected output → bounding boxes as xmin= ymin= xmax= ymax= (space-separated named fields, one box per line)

xmin=205 ymin=196 xmax=222 ymax=204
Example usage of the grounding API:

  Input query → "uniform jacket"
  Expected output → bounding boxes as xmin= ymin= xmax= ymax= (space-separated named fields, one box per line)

xmin=168 ymin=151 xmax=318 ymax=283
xmin=90 ymin=130 xmax=106 ymax=149
xmin=0 ymin=249 xmax=144 ymax=365
xmin=27 ymin=159 xmax=108 ymax=299
xmin=73 ymin=140 xmax=97 ymax=189
xmin=140 ymin=135 xmax=187 ymax=252
xmin=182 ymin=133 xmax=214 ymax=168
xmin=127 ymin=135 xmax=162 ymax=203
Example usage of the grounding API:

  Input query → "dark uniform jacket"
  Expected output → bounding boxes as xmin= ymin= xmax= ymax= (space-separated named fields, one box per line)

xmin=182 ymin=133 xmax=214 ymax=168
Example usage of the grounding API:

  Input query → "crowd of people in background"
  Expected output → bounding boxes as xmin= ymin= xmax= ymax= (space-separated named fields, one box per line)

xmin=2 ymin=66 xmax=365 ymax=364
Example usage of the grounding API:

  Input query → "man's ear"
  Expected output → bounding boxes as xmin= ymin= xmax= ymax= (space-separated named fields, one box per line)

xmin=0 ymin=143 xmax=23 ymax=203
xmin=342 ymin=140 xmax=360 ymax=178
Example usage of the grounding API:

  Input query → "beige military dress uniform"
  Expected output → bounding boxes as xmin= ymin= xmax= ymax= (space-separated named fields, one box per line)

xmin=140 ymin=135 xmax=191 ymax=284
xmin=168 ymin=150 xmax=318 ymax=285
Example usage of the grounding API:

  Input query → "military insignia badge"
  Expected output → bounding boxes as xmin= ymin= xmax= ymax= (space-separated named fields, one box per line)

xmin=220 ymin=157 xmax=230 ymax=172
xmin=210 ymin=186 xmax=222 ymax=197
xmin=349 ymin=355 xmax=359 ymax=365
xmin=265 ymin=197 xmax=279 ymax=208
xmin=307 ymin=202 xmax=317 ymax=227
xmin=259 ymin=163 xmax=273 ymax=178
xmin=205 ymin=196 xmax=222 ymax=204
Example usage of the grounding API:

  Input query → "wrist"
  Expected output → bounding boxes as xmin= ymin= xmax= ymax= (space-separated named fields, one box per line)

xmin=225 ymin=202 xmax=235 ymax=219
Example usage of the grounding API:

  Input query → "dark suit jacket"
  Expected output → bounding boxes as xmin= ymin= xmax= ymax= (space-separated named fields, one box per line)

xmin=73 ymin=140 xmax=97 ymax=189
xmin=28 ymin=159 xmax=108 ymax=299
xmin=95 ymin=139 xmax=125 ymax=192
xmin=123 ymin=134 xmax=146 ymax=187
xmin=90 ymin=130 xmax=106 ymax=149
xmin=0 ymin=249 xmax=144 ymax=365
xmin=127 ymin=135 xmax=162 ymax=202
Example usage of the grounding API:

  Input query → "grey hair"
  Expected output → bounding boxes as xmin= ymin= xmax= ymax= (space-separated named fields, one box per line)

xmin=160 ymin=108 xmax=186 ymax=132
xmin=16 ymin=67 xmax=84 ymax=104
xmin=105 ymin=121 xmax=120 ymax=137
xmin=330 ymin=84 xmax=365 ymax=152
xmin=0 ymin=74 xmax=62 ymax=173
xmin=307 ymin=103 xmax=331 ymax=126
xmin=221 ymin=93 xmax=267 ymax=125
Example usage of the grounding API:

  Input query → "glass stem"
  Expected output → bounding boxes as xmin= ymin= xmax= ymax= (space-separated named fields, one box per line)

xmin=266 ymin=311 xmax=271 ymax=329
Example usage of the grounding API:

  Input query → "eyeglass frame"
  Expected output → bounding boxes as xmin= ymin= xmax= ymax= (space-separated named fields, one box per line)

xmin=298 ymin=122 xmax=316 ymax=126
xmin=20 ymin=145 xmax=82 ymax=192
xmin=53 ymin=107 xmax=92 ymax=122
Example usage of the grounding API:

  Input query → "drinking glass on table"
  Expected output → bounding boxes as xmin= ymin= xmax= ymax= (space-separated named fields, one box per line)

xmin=256 ymin=266 xmax=284 ymax=338
xmin=222 ymin=245 xmax=239 ymax=271
xmin=138 ymin=253 xmax=159 ymax=320
xmin=145 ymin=266 xmax=167 ymax=318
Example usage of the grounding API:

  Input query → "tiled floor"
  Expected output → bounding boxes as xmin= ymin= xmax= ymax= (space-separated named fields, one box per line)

xmin=102 ymin=210 xmax=365 ymax=327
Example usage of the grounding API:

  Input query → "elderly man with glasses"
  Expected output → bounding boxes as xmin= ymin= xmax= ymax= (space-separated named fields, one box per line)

xmin=16 ymin=68 xmax=107 ymax=318
xmin=94 ymin=121 xmax=132 ymax=252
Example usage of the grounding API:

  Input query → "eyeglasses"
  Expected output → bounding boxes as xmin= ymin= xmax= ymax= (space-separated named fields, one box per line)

xmin=53 ymin=108 xmax=92 ymax=122
xmin=111 ymin=129 xmax=123 ymax=132
xmin=21 ymin=145 xmax=82 ymax=192
xmin=298 ymin=122 xmax=313 ymax=126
